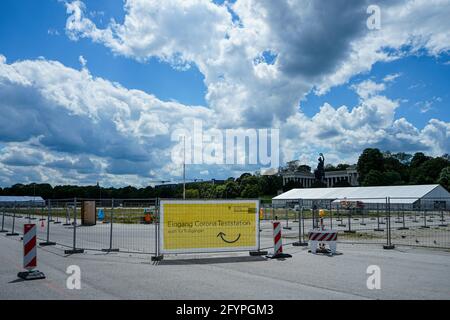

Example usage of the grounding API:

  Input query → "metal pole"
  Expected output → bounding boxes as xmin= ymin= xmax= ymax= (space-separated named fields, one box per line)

xmin=250 ymin=201 xmax=268 ymax=255
xmin=329 ymin=202 xmax=333 ymax=229
xmin=63 ymin=204 xmax=71 ymax=226
xmin=6 ymin=203 xmax=19 ymax=236
xmin=293 ymin=199 xmax=308 ymax=247
xmin=64 ymin=197 xmax=84 ymax=254
xmin=183 ymin=136 xmax=186 ymax=200
xmin=102 ymin=198 xmax=119 ymax=252
xmin=152 ymin=198 xmax=163 ymax=261
xmin=110 ymin=199 xmax=114 ymax=250
xmin=54 ymin=200 xmax=61 ymax=224
xmin=398 ymin=204 xmax=408 ymax=230
xmin=154 ymin=201 xmax=158 ymax=255
xmin=384 ymin=197 xmax=395 ymax=249
xmin=0 ymin=207 xmax=8 ymax=233
xmin=46 ymin=200 xmax=51 ymax=241
xmin=40 ymin=199 xmax=56 ymax=246
xmin=284 ymin=204 xmax=291 ymax=230
xmin=345 ymin=207 xmax=355 ymax=233
xmin=374 ymin=202 xmax=383 ymax=232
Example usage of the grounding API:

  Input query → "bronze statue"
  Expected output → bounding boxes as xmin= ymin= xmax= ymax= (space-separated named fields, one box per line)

xmin=314 ymin=153 xmax=325 ymax=182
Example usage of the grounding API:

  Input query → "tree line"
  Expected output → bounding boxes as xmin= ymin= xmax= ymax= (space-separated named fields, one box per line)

xmin=0 ymin=148 xmax=449 ymax=199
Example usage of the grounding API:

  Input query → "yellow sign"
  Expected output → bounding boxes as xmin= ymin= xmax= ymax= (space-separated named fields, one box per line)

xmin=160 ymin=200 xmax=259 ymax=253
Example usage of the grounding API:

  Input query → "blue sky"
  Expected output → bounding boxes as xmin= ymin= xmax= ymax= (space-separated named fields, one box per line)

xmin=0 ymin=0 xmax=449 ymax=187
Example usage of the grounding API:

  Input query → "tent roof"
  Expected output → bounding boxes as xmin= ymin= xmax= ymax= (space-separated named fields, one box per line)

xmin=273 ymin=185 xmax=447 ymax=204
xmin=0 ymin=196 xmax=45 ymax=203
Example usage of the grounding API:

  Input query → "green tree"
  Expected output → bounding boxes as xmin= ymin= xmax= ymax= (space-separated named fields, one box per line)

xmin=241 ymin=184 xmax=261 ymax=198
xmin=185 ymin=189 xmax=199 ymax=199
xmin=282 ymin=180 xmax=303 ymax=192
xmin=357 ymin=148 xmax=384 ymax=183
xmin=362 ymin=170 xmax=385 ymax=186
xmin=438 ymin=167 xmax=450 ymax=191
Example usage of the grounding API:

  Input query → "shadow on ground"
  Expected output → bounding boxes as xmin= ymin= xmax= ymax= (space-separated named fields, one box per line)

xmin=156 ymin=255 xmax=267 ymax=266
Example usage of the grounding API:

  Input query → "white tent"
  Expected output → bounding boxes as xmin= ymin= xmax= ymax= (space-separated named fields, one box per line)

xmin=0 ymin=196 xmax=45 ymax=207
xmin=272 ymin=185 xmax=450 ymax=210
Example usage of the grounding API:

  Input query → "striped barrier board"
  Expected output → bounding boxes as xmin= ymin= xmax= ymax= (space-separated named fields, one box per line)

xmin=308 ymin=230 xmax=338 ymax=254
xmin=23 ymin=224 xmax=37 ymax=270
xmin=17 ymin=224 xmax=45 ymax=280
xmin=267 ymin=221 xmax=292 ymax=259
xmin=273 ymin=221 xmax=283 ymax=254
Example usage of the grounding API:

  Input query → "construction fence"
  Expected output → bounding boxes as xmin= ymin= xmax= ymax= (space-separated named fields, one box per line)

xmin=1 ymin=197 xmax=449 ymax=258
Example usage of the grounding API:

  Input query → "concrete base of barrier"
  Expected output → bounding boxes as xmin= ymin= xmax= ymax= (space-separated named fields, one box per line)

xmin=102 ymin=248 xmax=120 ymax=253
xmin=39 ymin=241 xmax=56 ymax=246
xmin=292 ymin=241 xmax=308 ymax=246
xmin=266 ymin=253 xmax=292 ymax=259
xmin=383 ymin=245 xmax=395 ymax=250
xmin=64 ymin=249 xmax=85 ymax=254
xmin=249 ymin=250 xmax=268 ymax=256
xmin=309 ymin=248 xmax=335 ymax=255
xmin=17 ymin=270 xmax=46 ymax=281
xmin=151 ymin=255 xmax=164 ymax=261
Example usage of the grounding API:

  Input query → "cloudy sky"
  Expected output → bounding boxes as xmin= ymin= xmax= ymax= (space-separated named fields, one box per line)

xmin=0 ymin=0 xmax=449 ymax=187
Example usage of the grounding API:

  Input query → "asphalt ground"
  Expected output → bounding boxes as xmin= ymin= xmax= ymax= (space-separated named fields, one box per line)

xmin=1 ymin=231 xmax=449 ymax=300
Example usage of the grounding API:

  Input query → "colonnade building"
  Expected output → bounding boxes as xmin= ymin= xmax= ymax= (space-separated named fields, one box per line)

xmin=281 ymin=166 xmax=359 ymax=188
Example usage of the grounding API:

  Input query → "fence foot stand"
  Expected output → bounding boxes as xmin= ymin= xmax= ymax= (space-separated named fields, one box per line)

xmin=397 ymin=227 xmax=409 ymax=230
xmin=344 ymin=230 xmax=356 ymax=233
xmin=383 ymin=245 xmax=395 ymax=250
xmin=17 ymin=270 xmax=45 ymax=281
xmin=53 ymin=221 xmax=61 ymax=224
xmin=102 ymin=248 xmax=120 ymax=253
xmin=0 ymin=229 xmax=8 ymax=233
xmin=249 ymin=250 xmax=268 ymax=256
xmin=283 ymin=227 xmax=292 ymax=230
xmin=39 ymin=241 xmax=56 ymax=246
xmin=151 ymin=255 xmax=164 ymax=262
xmin=266 ymin=252 xmax=292 ymax=259
xmin=6 ymin=232 xmax=19 ymax=236
xmin=292 ymin=241 xmax=308 ymax=247
xmin=64 ymin=248 xmax=84 ymax=255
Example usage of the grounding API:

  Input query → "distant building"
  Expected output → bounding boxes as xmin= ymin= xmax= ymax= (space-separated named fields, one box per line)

xmin=281 ymin=165 xmax=359 ymax=188
xmin=0 ymin=196 xmax=45 ymax=207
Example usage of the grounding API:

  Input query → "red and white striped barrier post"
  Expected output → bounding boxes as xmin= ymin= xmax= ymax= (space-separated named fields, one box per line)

xmin=267 ymin=221 xmax=292 ymax=259
xmin=17 ymin=224 xmax=45 ymax=280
